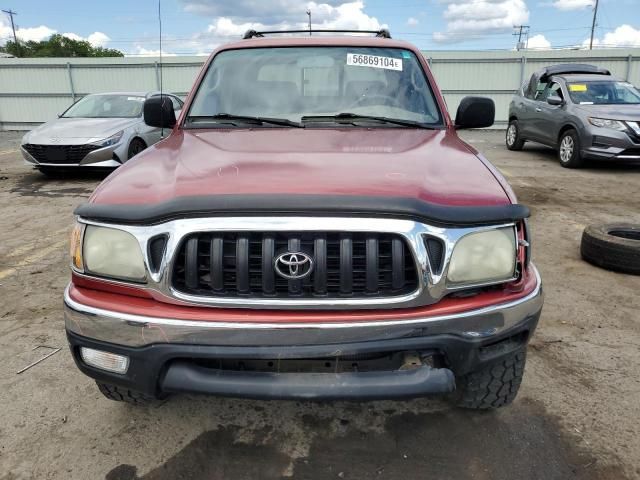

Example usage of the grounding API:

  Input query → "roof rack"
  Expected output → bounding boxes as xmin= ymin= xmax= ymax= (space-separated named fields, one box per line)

xmin=539 ymin=63 xmax=611 ymax=81
xmin=242 ymin=29 xmax=392 ymax=40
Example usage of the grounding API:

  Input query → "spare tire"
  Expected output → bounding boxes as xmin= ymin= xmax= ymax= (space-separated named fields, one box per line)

xmin=581 ymin=223 xmax=640 ymax=275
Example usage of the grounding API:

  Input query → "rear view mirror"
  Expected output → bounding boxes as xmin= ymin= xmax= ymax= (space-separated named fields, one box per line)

xmin=144 ymin=95 xmax=176 ymax=129
xmin=547 ymin=95 xmax=564 ymax=106
xmin=454 ymin=96 xmax=495 ymax=129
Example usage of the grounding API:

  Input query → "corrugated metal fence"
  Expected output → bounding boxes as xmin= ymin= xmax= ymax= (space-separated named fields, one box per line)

xmin=1 ymin=48 xmax=638 ymax=130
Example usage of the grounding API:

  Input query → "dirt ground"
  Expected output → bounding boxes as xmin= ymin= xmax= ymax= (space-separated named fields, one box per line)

xmin=0 ymin=129 xmax=639 ymax=480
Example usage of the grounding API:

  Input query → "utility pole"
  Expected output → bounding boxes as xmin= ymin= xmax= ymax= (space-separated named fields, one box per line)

xmin=589 ymin=0 xmax=599 ymax=50
xmin=513 ymin=25 xmax=530 ymax=51
xmin=1 ymin=9 xmax=19 ymax=56
xmin=306 ymin=9 xmax=311 ymax=36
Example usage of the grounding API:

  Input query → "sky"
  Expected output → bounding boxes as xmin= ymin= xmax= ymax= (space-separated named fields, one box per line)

xmin=1 ymin=0 xmax=639 ymax=56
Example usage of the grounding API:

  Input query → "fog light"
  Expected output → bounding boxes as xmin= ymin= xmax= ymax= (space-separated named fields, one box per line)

xmin=80 ymin=347 xmax=129 ymax=374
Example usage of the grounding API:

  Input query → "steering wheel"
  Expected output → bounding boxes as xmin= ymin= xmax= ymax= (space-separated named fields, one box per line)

xmin=346 ymin=93 xmax=396 ymax=109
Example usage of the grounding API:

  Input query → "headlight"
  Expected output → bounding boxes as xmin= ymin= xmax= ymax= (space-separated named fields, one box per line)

xmin=92 ymin=130 xmax=124 ymax=148
xmin=588 ymin=118 xmax=627 ymax=132
xmin=447 ymin=227 xmax=517 ymax=285
xmin=82 ymin=225 xmax=146 ymax=281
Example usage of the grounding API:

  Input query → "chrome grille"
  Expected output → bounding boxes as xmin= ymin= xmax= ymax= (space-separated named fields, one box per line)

xmin=172 ymin=232 xmax=418 ymax=299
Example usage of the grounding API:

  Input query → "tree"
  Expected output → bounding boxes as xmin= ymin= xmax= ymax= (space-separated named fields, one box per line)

xmin=0 ymin=34 xmax=123 ymax=57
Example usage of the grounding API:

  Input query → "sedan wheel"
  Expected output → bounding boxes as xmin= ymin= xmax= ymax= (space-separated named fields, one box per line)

xmin=127 ymin=138 xmax=147 ymax=160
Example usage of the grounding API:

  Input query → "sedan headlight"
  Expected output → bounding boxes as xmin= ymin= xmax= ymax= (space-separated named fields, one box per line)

xmin=82 ymin=225 xmax=146 ymax=281
xmin=447 ymin=227 xmax=517 ymax=285
xmin=588 ymin=118 xmax=627 ymax=132
xmin=92 ymin=130 xmax=124 ymax=148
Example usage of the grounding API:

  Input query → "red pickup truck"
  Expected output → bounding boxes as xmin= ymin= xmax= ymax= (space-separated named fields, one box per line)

xmin=65 ymin=30 xmax=543 ymax=409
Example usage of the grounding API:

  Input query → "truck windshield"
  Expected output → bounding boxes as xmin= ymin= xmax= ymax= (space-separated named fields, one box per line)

xmin=186 ymin=46 xmax=442 ymax=128
xmin=567 ymin=81 xmax=640 ymax=105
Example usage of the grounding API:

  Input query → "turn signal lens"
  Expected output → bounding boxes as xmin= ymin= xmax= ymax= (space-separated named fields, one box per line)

xmin=70 ymin=223 xmax=84 ymax=271
xmin=80 ymin=347 xmax=129 ymax=374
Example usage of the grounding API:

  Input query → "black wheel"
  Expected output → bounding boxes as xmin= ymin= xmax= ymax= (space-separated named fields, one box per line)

xmin=127 ymin=138 xmax=147 ymax=160
xmin=558 ymin=129 xmax=583 ymax=168
xmin=96 ymin=382 xmax=156 ymax=406
xmin=581 ymin=223 xmax=640 ymax=275
xmin=506 ymin=120 xmax=525 ymax=151
xmin=454 ymin=349 xmax=526 ymax=410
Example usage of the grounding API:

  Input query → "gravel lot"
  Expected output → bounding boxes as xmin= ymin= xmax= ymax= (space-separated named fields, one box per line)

xmin=1 ymin=129 xmax=639 ymax=480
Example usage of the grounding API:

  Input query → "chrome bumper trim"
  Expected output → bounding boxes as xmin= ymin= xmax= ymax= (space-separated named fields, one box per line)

xmin=64 ymin=267 xmax=543 ymax=347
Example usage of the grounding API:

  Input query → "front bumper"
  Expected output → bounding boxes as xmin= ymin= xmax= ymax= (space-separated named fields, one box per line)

xmin=21 ymin=143 xmax=125 ymax=168
xmin=64 ymin=269 xmax=543 ymax=400
xmin=581 ymin=126 xmax=640 ymax=161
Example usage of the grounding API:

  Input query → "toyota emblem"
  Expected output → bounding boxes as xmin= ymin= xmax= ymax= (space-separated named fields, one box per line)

xmin=274 ymin=251 xmax=314 ymax=280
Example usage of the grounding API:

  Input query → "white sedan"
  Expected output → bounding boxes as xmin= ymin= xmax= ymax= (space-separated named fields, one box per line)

xmin=20 ymin=91 xmax=182 ymax=175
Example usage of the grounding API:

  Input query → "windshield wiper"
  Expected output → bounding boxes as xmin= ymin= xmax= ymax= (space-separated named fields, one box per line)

xmin=186 ymin=113 xmax=304 ymax=128
xmin=301 ymin=113 xmax=437 ymax=129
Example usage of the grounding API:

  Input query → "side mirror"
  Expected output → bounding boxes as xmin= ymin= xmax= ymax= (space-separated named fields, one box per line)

xmin=455 ymin=96 xmax=495 ymax=129
xmin=547 ymin=95 xmax=564 ymax=106
xmin=143 ymin=95 xmax=176 ymax=129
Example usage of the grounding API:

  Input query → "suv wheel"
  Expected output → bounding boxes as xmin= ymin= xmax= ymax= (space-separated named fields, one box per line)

xmin=558 ymin=130 xmax=583 ymax=168
xmin=454 ymin=349 xmax=526 ymax=409
xmin=505 ymin=120 xmax=525 ymax=151
xmin=96 ymin=382 xmax=157 ymax=406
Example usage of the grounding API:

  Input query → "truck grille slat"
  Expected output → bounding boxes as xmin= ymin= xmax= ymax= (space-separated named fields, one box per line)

xmin=391 ymin=238 xmax=405 ymax=290
xmin=236 ymin=236 xmax=250 ymax=294
xmin=261 ymin=236 xmax=276 ymax=295
xmin=185 ymin=237 xmax=199 ymax=290
xmin=339 ymin=235 xmax=353 ymax=295
xmin=210 ymin=237 xmax=224 ymax=292
xmin=172 ymin=232 xmax=418 ymax=299
xmin=313 ymin=236 xmax=327 ymax=296
xmin=366 ymin=236 xmax=379 ymax=294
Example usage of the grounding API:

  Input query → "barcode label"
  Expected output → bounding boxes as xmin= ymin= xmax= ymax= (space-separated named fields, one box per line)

xmin=346 ymin=53 xmax=403 ymax=71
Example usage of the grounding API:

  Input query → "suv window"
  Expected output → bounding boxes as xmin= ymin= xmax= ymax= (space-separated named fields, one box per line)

xmin=542 ymin=81 xmax=563 ymax=101
xmin=533 ymin=81 xmax=548 ymax=101
xmin=187 ymin=46 xmax=442 ymax=126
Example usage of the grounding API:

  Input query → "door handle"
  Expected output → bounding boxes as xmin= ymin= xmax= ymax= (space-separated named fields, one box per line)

xmin=535 ymin=108 xmax=542 ymax=112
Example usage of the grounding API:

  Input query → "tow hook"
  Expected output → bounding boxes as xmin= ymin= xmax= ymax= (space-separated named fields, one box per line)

xmin=399 ymin=351 xmax=422 ymax=370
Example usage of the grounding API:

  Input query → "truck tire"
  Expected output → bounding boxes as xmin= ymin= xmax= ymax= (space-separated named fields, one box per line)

xmin=581 ymin=223 xmax=640 ymax=275
xmin=506 ymin=120 xmax=525 ymax=151
xmin=96 ymin=382 xmax=156 ymax=406
xmin=454 ymin=349 xmax=526 ymax=409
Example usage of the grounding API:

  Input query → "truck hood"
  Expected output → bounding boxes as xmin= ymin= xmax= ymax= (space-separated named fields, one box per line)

xmin=89 ymin=128 xmax=510 ymax=209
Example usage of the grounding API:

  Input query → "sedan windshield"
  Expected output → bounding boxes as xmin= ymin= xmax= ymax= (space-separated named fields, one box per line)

xmin=187 ymin=47 xmax=442 ymax=127
xmin=567 ymin=81 xmax=640 ymax=105
xmin=62 ymin=94 xmax=146 ymax=118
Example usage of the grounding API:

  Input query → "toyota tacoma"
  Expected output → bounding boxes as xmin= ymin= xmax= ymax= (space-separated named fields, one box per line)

xmin=65 ymin=30 xmax=543 ymax=409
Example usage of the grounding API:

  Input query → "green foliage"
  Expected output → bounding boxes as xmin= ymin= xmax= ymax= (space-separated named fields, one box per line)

xmin=0 ymin=34 xmax=123 ymax=57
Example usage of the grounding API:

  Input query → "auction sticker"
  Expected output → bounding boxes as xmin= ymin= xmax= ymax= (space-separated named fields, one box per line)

xmin=347 ymin=53 xmax=402 ymax=71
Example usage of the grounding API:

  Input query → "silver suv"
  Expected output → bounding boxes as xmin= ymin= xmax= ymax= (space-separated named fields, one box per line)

xmin=507 ymin=64 xmax=640 ymax=168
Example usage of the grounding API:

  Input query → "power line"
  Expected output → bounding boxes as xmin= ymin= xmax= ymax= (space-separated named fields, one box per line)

xmin=1 ymin=8 xmax=19 ymax=56
xmin=513 ymin=25 xmax=530 ymax=51
xmin=589 ymin=0 xmax=599 ymax=50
